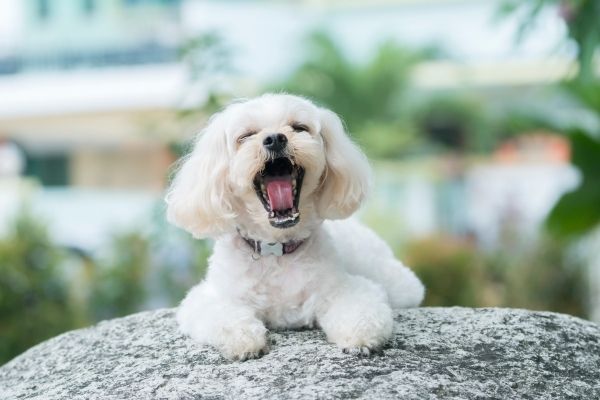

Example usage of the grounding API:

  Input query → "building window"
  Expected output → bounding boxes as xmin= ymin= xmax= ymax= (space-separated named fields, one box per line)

xmin=36 ymin=0 xmax=51 ymax=21
xmin=82 ymin=0 xmax=96 ymax=16
xmin=25 ymin=153 xmax=70 ymax=186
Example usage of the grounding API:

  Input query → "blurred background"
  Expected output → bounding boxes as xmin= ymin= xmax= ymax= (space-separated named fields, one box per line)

xmin=1 ymin=0 xmax=599 ymax=365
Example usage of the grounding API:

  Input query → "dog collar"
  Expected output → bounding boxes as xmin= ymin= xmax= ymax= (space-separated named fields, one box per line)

xmin=240 ymin=234 xmax=305 ymax=258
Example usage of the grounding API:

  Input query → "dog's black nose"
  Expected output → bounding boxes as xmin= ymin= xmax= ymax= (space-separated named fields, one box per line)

xmin=263 ymin=133 xmax=287 ymax=152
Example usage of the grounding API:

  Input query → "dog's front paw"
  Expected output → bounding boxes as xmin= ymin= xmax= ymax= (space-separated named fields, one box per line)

xmin=319 ymin=283 xmax=394 ymax=355
xmin=324 ymin=311 xmax=393 ymax=356
xmin=218 ymin=322 xmax=269 ymax=361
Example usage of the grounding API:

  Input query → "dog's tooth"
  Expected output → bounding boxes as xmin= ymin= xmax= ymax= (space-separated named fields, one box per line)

xmin=292 ymin=179 xmax=296 ymax=189
xmin=269 ymin=211 xmax=275 ymax=218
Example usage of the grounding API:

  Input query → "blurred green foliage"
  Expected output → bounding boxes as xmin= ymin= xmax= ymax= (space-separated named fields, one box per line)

xmin=89 ymin=232 xmax=149 ymax=321
xmin=146 ymin=206 xmax=212 ymax=306
xmin=275 ymin=32 xmax=418 ymax=128
xmin=179 ymin=31 xmax=233 ymax=84
xmin=500 ymin=0 xmax=600 ymax=81
xmin=405 ymin=236 xmax=486 ymax=307
xmin=413 ymin=95 xmax=494 ymax=153
xmin=496 ymin=235 xmax=587 ymax=316
xmin=502 ymin=0 xmax=600 ymax=238
xmin=544 ymin=79 xmax=600 ymax=238
xmin=168 ymin=31 xmax=237 ymax=158
xmin=177 ymin=31 xmax=235 ymax=120
xmin=547 ymin=129 xmax=600 ymax=237
xmin=274 ymin=32 xmax=507 ymax=157
xmin=0 ymin=206 xmax=210 ymax=366
xmin=0 ymin=208 xmax=75 ymax=364
xmin=405 ymin=234 xmax=587 ymax=317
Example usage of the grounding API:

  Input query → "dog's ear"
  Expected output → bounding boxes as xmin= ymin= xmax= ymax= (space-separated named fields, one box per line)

xmin=317 ymin=108 xmax=371 ymax=220
xmin=165 ymin=113 xmax=235 ymax=238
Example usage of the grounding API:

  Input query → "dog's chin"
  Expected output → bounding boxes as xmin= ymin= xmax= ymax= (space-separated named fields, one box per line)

xmin=253 ymin=156 xmax=305 ymax=229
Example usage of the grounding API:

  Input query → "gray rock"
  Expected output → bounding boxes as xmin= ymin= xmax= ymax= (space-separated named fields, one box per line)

xmin=1 ymin=307 xmax=599 ymax=399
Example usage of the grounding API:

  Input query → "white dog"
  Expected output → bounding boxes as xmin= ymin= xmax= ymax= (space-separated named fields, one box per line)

xmin=166 ymin=94 xmax=424 ymax=360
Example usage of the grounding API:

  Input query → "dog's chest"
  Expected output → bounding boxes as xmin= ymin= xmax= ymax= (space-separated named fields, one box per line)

xmin=246 ymin=261 xmax=318 ymax=328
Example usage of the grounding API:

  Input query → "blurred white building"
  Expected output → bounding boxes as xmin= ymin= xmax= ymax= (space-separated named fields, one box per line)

xmin=0 ymin=0 xmax=183 ymax=189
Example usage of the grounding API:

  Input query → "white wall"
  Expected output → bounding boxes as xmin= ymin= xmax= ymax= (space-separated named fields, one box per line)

xmin=0 ymin=0 xmax=24 ymax=56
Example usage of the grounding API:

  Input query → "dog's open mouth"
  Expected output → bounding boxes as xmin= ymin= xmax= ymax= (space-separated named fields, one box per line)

xmin=253 ymin=157 xmax=305 ymax=228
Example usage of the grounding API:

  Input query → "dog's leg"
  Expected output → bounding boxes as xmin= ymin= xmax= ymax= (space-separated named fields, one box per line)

xmin=369 ymin=259 xmax=425 ymax=311
xmin=176 ymin=283 xmax=268 ymax=361
xmin=317 ymin=275 xmax=393 ymax=355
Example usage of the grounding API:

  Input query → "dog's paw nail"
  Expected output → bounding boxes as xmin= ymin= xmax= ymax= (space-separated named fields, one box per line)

xmin=232 ymin=345 xmax=269 ymax=362
xmin=238 ymin=353 xmax=252 ymax=362
xmin=342 ymin=346 xmax=378 ymax=357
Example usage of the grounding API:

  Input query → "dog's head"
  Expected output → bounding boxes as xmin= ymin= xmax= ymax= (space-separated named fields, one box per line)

xmin=165 ymin=94 xmax=371 ymax=238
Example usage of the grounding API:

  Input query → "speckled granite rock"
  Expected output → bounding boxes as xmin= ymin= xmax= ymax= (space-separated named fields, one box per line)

xmin=1 ymin=307 xmax=599 ymax=399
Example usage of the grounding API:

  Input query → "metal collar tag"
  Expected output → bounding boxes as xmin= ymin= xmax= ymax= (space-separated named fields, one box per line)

xmin=260 ymin=242 xmax=284 ymax=257
xmin=238 ymin=228 xmax=304 ymax=259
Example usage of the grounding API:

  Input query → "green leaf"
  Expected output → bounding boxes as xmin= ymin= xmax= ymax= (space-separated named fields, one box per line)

xmin=563 ymin=80 xmax=600 ymax=114
xmin=547 ymin=183 xmax=600 ymax=237
xmin=547 ymin=130 xmax=600 ymax=237
xmin=567 ymin=129 xmax=600 ymax=176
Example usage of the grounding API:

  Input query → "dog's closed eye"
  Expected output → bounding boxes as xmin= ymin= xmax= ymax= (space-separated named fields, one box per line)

xmin=238 ymin=130 xmax=257 ymax=143
xmin=291 ymin=123 xmax=310 ymax=133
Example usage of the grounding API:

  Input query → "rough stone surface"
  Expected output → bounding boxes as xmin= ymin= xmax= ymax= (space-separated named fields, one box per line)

xmin=1 ymin=307 xmax=600 ymax=399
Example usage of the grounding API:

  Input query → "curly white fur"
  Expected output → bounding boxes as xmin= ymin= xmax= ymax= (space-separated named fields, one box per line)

xmin=166 ymin=94 xmax=424 ymax=361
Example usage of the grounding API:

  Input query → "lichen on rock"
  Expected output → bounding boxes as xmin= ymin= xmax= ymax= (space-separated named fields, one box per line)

xmin=1 ymin=307 xmax=599 ymax=399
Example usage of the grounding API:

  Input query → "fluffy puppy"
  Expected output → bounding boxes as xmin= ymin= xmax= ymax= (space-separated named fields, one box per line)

xmin=166 ymin=93 xmax=424 ymax=360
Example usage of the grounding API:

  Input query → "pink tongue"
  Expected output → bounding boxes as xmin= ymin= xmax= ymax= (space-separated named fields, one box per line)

xmin=266 ymin=179 xmax=294 ymax=211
